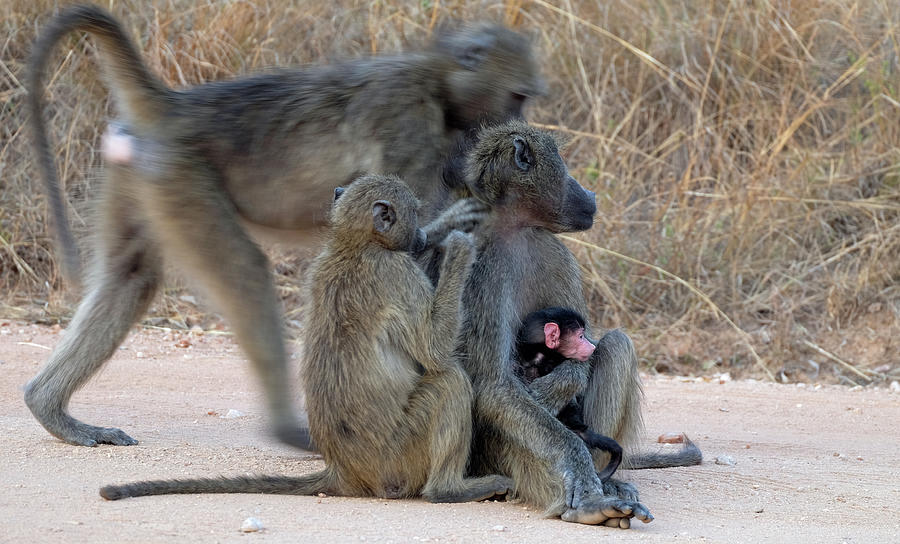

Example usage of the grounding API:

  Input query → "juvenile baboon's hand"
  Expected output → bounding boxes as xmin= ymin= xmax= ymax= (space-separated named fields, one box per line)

xmin=443 ymin=230 xmax=475 ymax=262
xmin=438 ymin=230 xmax=475 ymax=288
xmin=561 ymin=494 xmax=653 ymax=528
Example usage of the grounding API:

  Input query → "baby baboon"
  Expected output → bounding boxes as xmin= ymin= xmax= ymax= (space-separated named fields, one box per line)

xmin=449 ymin=121 xmax=700 ymax=528
xmin=100 ymin=174 xmax=512 ymax=502
xmin=516 ymin=307 xmax=623 ymax=482
xmin=24 ymin=4 xmax=542 ymax=448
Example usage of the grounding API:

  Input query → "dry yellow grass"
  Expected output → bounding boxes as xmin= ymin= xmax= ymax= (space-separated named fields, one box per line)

xmin=1 ymin=0 xmax=898 ymax=383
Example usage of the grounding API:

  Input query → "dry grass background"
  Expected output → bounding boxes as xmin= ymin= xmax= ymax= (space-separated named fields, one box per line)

xmin=1 ymin=0 xmax=898 ymax=384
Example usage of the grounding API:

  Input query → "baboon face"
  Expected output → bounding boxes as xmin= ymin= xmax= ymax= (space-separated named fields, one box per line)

xmin=438 ymin=23 xmax=546 ymax=126
xmin=331 ymin=175 xmax=427 ymax=253
xmin=465 ymin=121 xmax=597 ymax=233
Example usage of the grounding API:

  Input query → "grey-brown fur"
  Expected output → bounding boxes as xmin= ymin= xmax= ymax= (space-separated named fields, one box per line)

xmin=24 ymin=4 xmax=541 ymax=448
xmin=100 ymin=175 xmax=512 ymax=502
xmin=451 ymin=121 xmax=657 ymax=528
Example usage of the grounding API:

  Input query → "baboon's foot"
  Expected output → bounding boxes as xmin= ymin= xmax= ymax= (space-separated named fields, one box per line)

xmin=426 ymin=475 xmax=514 ymax=503
xmin=561 ymin=495 xmax=653 ymax=528
xmin=39 ymin=414 xmax=136 ymax=447
xmin=274 ymin=423 xmax=317 ymax=452
xmin=602 ymin=477 xmax=639 ymax=502
xmin=381 ymin=484 xmax=405 ymax=500
xmin=25 ymin=389 xmax=137 ymax=446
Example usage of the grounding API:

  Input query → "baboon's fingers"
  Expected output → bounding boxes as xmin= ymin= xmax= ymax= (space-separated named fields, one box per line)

xmin=562 ymin=470 xmax=579 ymax=508
xmin=560 ymin=495 xmax=653 ymax=527
xmin=442 ymin=198 xmax=490 ymax=232
xmin=562 ymin=469 xmax=604 ymax=510
xmin=631 ymin=502 xmax=654 ymax=523
xmin=86 ymin=425 xmax=139 ymax=446
xmin=561 ymin=503 xmax=609 ymax=525
xmin=449 ymin=197 xmax=491 ymax=215
xmin=601 ymin=478 xmax=639 ymax=502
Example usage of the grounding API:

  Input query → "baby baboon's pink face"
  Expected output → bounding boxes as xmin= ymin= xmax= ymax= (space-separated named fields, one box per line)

xmin=556 ymin=328 xmax=596 ymax=362
xmin=544 ymin=323 xmax=596 ymax=362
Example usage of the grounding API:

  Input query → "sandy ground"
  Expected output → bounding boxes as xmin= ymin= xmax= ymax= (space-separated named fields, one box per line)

xmin=1 ymin=321 xmax=898 ymax=543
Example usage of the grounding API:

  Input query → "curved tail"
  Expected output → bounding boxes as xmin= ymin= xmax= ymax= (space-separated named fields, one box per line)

xmin=27 ymin=4 xmax=169 ymax=285
xmin=623 ymin=435 xmax=703 ymax=470
xmin=100 ymin=468 xmax=337 ymax=500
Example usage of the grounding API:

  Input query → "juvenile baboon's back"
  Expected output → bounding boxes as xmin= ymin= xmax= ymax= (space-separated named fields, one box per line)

xmin=302 ymin=176 xmax=430 ymax=489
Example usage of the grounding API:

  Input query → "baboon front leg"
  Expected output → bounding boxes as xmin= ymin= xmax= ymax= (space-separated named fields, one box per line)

xmin=24 ymin=192 xmax=161 ymax=446
xmin=415 ymin=365 xmax=513 ymax=503
xmin=143 ymin=169 xmax=305 ymax=449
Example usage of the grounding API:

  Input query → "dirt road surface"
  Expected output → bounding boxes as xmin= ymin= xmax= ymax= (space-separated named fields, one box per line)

xmin=1 ymin=322 xmax=898 ymax=543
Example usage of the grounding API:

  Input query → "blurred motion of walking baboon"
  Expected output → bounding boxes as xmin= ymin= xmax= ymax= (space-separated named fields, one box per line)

xmin=447 ymin=120 xmax=688 ymax=528
xmin=99 ymin=175 xmax=513 ymax=502
xmin=24 ymin=4 xmax=543 ymax=448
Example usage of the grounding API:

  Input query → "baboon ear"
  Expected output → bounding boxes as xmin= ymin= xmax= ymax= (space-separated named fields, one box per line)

xmin=513 ymin=136 xmax=533 ymax=171
xmin=333 ymin=186 xmax=345 ymax=202
xmin=372 ymin=200 xmax=396 ymax=233
xmin=544 ymin=322 xmax=561 ymax=349
xmin=454 ymin=34 xmax=496 ymax=70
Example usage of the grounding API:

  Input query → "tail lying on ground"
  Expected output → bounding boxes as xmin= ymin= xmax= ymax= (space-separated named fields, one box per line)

xmin=623 ymin=435 xmax=703 ymax=470
xmin=27 ymin=4 xmax=170 ymax=286
xmin=100 ymin=469 xmax=336 ymax=500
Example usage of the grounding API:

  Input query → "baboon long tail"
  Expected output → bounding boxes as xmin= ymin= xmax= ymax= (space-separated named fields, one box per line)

xmin=622 ymin=435 xmax=703 ymax=469
xmin=27 ymin=4 xmax=170 ymax=285
xmin=100 ymin=469 xmax=338 ymax=501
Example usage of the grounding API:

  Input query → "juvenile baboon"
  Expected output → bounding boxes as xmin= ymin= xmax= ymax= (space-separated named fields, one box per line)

xmin=100 ymin=174 xmax=512 ymax=502
xmin=450 ymin=121 xmax=700 ymax=528
xmin=24 ymin=4 xmax=542 ymax=448
xmin=516 ymin=307 xmax=623 ymax=482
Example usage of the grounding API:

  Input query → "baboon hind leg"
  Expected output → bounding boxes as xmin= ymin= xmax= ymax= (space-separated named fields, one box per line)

xmin=581 ymin=330 xmax=642 ymax=446
xmin=581 ymin=329 xmax=643 ymax=501
xmin=24 ymin=181 xmax=162 ymax=446
xmin=142 ymin=163 xmax=306 ymax=448
xmin=414 ymin=365 xmax=513 ymax=503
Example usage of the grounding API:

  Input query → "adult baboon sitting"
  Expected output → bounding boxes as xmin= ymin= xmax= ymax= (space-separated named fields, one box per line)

xmin=449 ymin=121 xmax=668 ymax=528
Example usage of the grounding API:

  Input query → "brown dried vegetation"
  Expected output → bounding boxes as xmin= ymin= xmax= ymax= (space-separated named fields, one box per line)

xmin=2 ymin=0 xmax=898 ymax=383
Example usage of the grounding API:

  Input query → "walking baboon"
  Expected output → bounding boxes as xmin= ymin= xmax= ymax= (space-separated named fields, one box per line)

xmin=451 ymin=121 xmax=700 ymax=528
xmin=100 ymin=175 xmax=512 ymax=502
xmin=516 ymin=307 xmax=623 ymax=482
xmin=24 ymin=4 xmax=541 ymax=448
